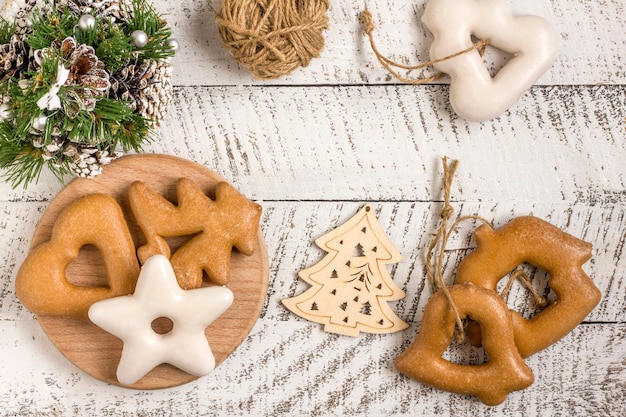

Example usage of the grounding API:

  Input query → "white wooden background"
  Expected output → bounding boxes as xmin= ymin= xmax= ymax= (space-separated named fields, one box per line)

xmin=1 ymin=0 xmax=625 ymax=415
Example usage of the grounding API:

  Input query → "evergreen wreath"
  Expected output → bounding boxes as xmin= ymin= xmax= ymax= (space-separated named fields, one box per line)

xmin=0 ymin=0 xmax=177 ymax=187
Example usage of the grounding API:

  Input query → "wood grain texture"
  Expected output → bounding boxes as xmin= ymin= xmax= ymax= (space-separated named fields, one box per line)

xmin=0 ymin=319 xmax=624 ymax=416
xmin=0 ymin=0 xmax=624 ymax=415
xmin=3 ymin=200 xmax=624 ymax=322
xmin=2 ymin=85 xmax=624 ymax=202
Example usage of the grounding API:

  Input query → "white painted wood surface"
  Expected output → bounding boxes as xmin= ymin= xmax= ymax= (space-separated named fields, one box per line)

xmin=1 ymin=0 xmax=625 ymax=415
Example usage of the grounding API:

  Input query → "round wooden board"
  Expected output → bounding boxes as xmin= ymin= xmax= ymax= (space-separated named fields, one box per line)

xmin=30 ymin=154 xmax=269 ymax=389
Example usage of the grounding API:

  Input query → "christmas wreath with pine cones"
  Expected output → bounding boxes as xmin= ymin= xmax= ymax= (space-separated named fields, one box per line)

xmin=0 ymin=0 xmax=177 ymax=187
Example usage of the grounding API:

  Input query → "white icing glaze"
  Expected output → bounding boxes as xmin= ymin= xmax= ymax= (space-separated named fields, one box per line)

xmin=422 ymin=0 xmax=559 ymax=122
xmin=88 ymin=254 xmax=234 ymax=386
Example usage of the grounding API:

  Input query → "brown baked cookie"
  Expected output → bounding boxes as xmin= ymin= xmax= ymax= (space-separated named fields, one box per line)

xmin=395 ymin=283 xmax=534 ymax=406
xmin=15 ymin=194 xmax=140 ymax=320
xmin=455 ymin=216 xmax=601 ymax=357
xmin=129 ymin=178 xmax=262 ymax=288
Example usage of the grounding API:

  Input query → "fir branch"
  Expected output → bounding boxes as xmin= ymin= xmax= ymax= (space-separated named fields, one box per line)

xmin=124 ymin=0 xmax=175 ymax=63
xmin=0 ymin=1 xmax=173 ymax=188
xmin=26 ymin=6 xmax=78 ymax=50
xmin=92 ymin=98 xmax=150 ymax=151
xmin=94 ymin=22 xmax=135 ymax=72
xmin=63 ymin=97 xmax=149 ymax=151
xmin=0 ymin=132 xmax=72 ymax=188
xmin=0 ymin=17 xmax=16 ymax=44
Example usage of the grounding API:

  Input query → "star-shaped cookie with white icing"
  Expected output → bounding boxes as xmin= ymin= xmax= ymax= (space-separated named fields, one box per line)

xmin=88 ymin=254 xmax=234 ymax=386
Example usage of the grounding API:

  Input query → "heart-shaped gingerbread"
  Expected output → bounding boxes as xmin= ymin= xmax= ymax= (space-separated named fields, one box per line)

xmin=15 ymin=194 xmax=140 ymax=320
xmin=454 ymin=216 xmax=601 ymax=357
xmin=422 ymin=0 xmax=559 ymax=121
xmin=395 ymin=283 xmax=534 ymax=405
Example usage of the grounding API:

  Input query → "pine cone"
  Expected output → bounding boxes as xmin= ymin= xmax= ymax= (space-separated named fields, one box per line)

xmin=70 ymin=145 xmax=122 ymax=178
xmin=33 ymin=132 xmax=122 ymax=177
xmin=0 ymin=34 xmax=29 ymax=82
xmin=33 ymin=37 xmax=111 ymax=117
xmin=109 ymin=58 xmax=172 ymax=127
xmin=5 ymin=0 xmax=53 ymax=37
xmin=60 ymin=0 xmax=130 ymax=23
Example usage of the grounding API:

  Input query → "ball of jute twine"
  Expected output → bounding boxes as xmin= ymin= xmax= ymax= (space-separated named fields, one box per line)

xmin=216 ymin=0 xmax=329 ymax=80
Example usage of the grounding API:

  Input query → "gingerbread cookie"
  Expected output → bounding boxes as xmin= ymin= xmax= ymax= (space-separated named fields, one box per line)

xmin=454 ymin=216 xmax=601 ymax=357
xmin=16 ymin=193 xmax=139 ymax=320
xmin=15 ymin=154 xmax=269 ymax=389
xmin=395 ymin=283 xmax=534 ymax=406
xmin=129 ymin=178 xmax=262 ymax=288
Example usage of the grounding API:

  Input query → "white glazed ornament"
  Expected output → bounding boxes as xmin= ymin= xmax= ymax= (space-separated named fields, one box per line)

xmin=88 ymin=254 xmax=234 ymax=386
xmin=422 ymin=0 xmax=559 ymax=122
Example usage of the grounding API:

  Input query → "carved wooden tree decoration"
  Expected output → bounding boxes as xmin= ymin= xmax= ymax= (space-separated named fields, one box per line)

xmin=283 ymin=205 xmax=408 ymax=337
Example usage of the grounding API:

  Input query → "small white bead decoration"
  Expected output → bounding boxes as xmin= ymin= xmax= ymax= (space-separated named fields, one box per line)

xmin=131 ymin=30 xmax=149 ymax=48
xmin=32 ymin=115 xmax=48 ymax=131
xmin=166 ymin=38 xmax=179 ymax=52
xmin=78 ymin=14 xmax=96 ymax=31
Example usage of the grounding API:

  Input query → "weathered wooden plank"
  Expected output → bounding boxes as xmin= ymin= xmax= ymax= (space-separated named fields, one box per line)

xmin=3 ymin=201 xmax=623 ymax=322
xmin=127 ymin=84 xmax=626 ymax=203
xmin=160 ymin=0 xmax=626 ymax=86
xmin=2 ymin=84 xmax=623 ymax=202
xmin=261 ymin=201 xmax=625 ymax=323
xmin=0 ymin=318 xmax=623 ymax=416
xmin=0 ymin=1 xmax=622 ymax=415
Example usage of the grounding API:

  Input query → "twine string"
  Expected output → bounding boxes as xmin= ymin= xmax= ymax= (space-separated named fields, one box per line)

xmin=361 ymin=10 xmax=489 ymax=85
xmin=426 ymin=157 xmax=491 ymax=343
xmin=427 ymin=158 xmax=548 ymax=343
xmin=501 ymin=269 xmax=548 ymax=308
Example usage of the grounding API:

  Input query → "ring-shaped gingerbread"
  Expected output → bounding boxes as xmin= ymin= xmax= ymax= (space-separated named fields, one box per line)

xmin=455 ymin=216 xmax=601 ymax=358
xmin=395 ymin=283 xmax=534 ymax=406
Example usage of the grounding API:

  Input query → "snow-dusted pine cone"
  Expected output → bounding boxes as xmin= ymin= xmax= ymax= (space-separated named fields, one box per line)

xmin=61 ymin=0 xmax=130 ymax=23
xmin=70 ymin=145 xmax=122 ymax=178
xmin=3 ymin=0 xmax=53 ymax=37
xmin=110 ymin=58 xmax=172 ymax=127
xmin=0 ymin=34 xmax=29 ymax=82
xmin=32 ymin=37 xmax=111 ymax=116
xmin=33 ymin=133 xmax=122 ymax=177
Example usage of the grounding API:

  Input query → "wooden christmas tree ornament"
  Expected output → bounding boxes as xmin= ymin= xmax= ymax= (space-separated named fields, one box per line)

xmin=282 ymin=205 xmax=408 ymax=337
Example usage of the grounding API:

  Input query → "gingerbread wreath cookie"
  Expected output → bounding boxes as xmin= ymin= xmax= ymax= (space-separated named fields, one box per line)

xmin=14 ymin=154 xmax=269 ymax=389
xmin=16 ymin=193 xmax=139 ymax=320
xmin=395 ymin=158 xmax=601 ymax=405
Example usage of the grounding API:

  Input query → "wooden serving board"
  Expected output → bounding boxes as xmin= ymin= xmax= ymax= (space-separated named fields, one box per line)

xmin=29 ymin=154 xmax=269 ymax=389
